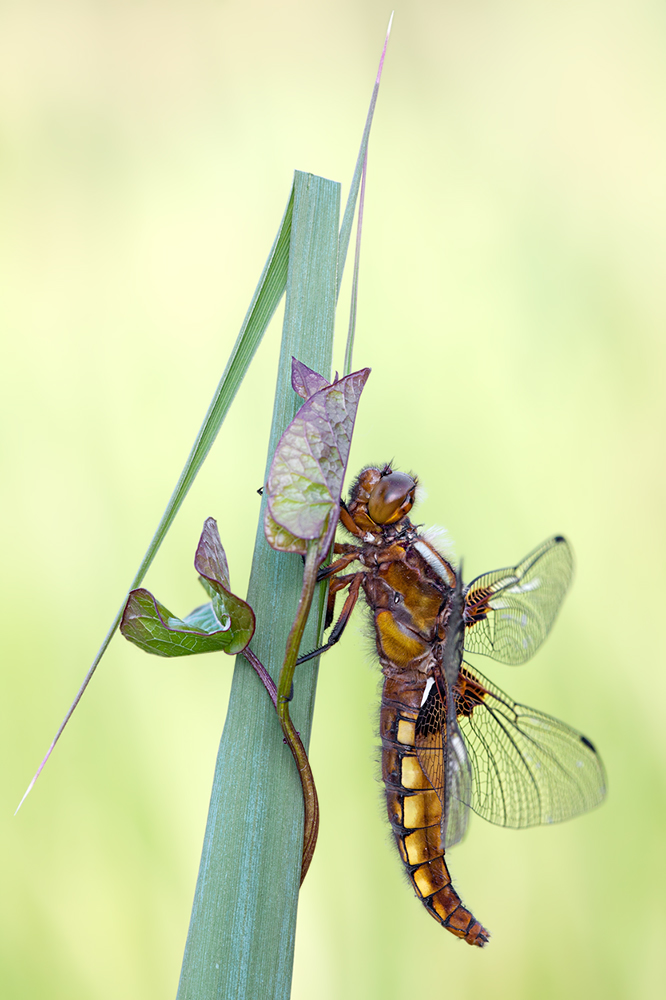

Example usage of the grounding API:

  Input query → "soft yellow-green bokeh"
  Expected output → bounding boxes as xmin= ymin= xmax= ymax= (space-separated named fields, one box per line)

xmin=2 ymin=1 xmax=664 ymax=997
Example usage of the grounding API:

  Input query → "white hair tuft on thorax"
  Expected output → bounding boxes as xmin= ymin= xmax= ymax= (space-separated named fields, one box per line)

xmin=419 ymin=524 xmax=457 ymax=563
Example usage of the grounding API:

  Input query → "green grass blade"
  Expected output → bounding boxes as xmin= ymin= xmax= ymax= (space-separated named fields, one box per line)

xmin=336 ymin=11 xmax=393 ymax=297
xmin=176 ymin=170 xmax=339 ymax=1000
xmin=343 ymin=149 xmax=368 ymax=376
xmin=16 ymin=185 xmax=294 ymax=812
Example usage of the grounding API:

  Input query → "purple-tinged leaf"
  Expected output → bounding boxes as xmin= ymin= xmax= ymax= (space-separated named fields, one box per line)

xmin=265 ymin=364 xmax=370 ymax=558
xmin=194 ymin=516 xmax=232 ymax=586
xmin=183 ymin=602 xmax=226 ymax=632
xmin=120 ymin=589 xmax=236 ymax=657
xmin=194 ymin=517 xmax=256 ymax=652
xmin=120 ymin=518 xmax=255 ymax=657
xmin=291 ymin=358 xmax=331 ymax=401
xmin=264 ymin=509 xmax=307 ymax=556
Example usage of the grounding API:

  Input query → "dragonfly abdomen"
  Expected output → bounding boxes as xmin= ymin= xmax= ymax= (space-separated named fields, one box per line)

xmin=380 ymin=679 xmax=490 ymax=947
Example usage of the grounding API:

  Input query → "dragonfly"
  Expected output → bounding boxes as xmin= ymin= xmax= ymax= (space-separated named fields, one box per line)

xmin=297 ymin=464 xmax=606 ymax=946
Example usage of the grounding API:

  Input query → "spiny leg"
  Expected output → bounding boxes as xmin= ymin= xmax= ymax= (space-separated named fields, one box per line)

xmin=316 ymin=549 xmax=362 ymax=582
xmin=323 ymin=573 xmax=354 ymax=630
xmin=296 ymin=572 xmax=364 ymax=664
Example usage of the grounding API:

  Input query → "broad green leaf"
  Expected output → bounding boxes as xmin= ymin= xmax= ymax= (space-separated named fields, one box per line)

xmin=120 ymin=589 xmax=234 ymax=657
xmin=265 ymin=361 xmax=370 ymax=558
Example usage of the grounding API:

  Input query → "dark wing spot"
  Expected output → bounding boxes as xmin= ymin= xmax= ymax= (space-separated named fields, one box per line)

xmin=415 ymin=683 xmax=442 ymax=739
xmin=580 ymin=734 xmax=596 ymax=752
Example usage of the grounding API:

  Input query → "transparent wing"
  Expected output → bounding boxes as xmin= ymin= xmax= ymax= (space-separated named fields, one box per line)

xmin=456 ymin=661 xmax=607 ymax=828
xmin=464 ymin=536 xmax=573 ymax=664
xmin=415 ymin=674 xmax=473 ymax=850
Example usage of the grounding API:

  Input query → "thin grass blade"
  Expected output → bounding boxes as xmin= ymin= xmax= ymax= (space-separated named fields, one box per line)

xmin=337 ymin=11 xmax=393 ymax=296
xmin=16 ymin=186 xmax=295 ymax=812
xmin=343 ymin=149 xmax=369 ymax=375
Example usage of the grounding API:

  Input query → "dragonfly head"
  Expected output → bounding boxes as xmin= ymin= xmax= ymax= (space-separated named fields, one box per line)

xmin=346 ymin=466 xmax=418 ymax=535
xmin=368 ymin=470 xmax=417 ymax=525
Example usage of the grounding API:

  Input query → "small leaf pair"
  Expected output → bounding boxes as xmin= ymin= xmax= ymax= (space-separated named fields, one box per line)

xmin=120 ymin=519 xmax=254 ymax=658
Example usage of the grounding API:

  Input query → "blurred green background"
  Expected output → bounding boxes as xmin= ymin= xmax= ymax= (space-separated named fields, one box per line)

xmin=2 ymin=1 xmax=664 ymax=997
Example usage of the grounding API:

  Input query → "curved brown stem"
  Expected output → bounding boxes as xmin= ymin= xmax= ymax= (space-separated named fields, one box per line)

xmin=242 ymin=641 xmax=319 ymax=884
xmin=277 ymin=543 xmax=322 ymax=883
xmin=242 ymin=646 xmax=277 ymax=708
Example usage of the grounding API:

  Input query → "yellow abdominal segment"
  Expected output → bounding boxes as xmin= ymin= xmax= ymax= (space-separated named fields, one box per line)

xmin=380 ymin=693 xmax=489 ymax=946
xmin=403 ymin=790 xmax=442 ymax=829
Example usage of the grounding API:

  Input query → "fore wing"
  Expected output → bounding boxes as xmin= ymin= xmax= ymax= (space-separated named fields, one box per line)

xmin=464 ymin=536 xmax=573 ymax=664
xmin=456 ymin=660 xmax=606 ymax=828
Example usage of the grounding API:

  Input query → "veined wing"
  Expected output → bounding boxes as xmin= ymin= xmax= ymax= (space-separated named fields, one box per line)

xmin=415 ymin=673 xmax=473 ymax=850
xmin=464 ymin=536 xmax=573 ymax=664
xmin=455 ymin=661 xmax=606 ymax=828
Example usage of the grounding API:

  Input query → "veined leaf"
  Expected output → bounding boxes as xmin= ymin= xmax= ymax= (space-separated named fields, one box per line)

xmin=120 ymin=519 xmax=255 ymax=658
xmin=265 ymin=360 xmax=370 ymax=558
xmin=263 ymin=509 xmax=306 ymax=555
xmin=120 ymin=590 xmax=232 ymax=657
xmin=194 ymin=517 xmax=256 ymax=653
xmin=291 ymin=357 xmax=332 ymax=400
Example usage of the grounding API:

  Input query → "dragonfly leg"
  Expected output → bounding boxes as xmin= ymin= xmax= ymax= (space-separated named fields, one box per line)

xmin=297 ymin=572 xmax=363 ymax=664
xmin=323 ymin=573 xmax=359 ymax=629
xmin=333 ymin=542 xmax=362 ymax=555
xmin=316 ymin=549 xmax=362 ymax=582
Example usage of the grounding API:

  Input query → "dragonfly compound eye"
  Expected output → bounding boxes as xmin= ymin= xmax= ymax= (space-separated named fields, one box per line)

xmin=368 ymin=471 xmax=416 ymax=525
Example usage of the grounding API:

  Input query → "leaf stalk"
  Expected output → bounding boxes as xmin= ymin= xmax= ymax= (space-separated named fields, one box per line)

xmin=276 ymin=541 xmax=322 ymax=882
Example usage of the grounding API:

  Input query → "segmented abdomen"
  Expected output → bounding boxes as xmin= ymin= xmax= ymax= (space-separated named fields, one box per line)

xmin=380 ymin=675 xmax=490 ymax=947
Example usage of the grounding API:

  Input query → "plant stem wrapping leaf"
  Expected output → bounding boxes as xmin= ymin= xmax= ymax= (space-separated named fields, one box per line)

xmin=262 ymin=359 xmax=370 ymax=889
